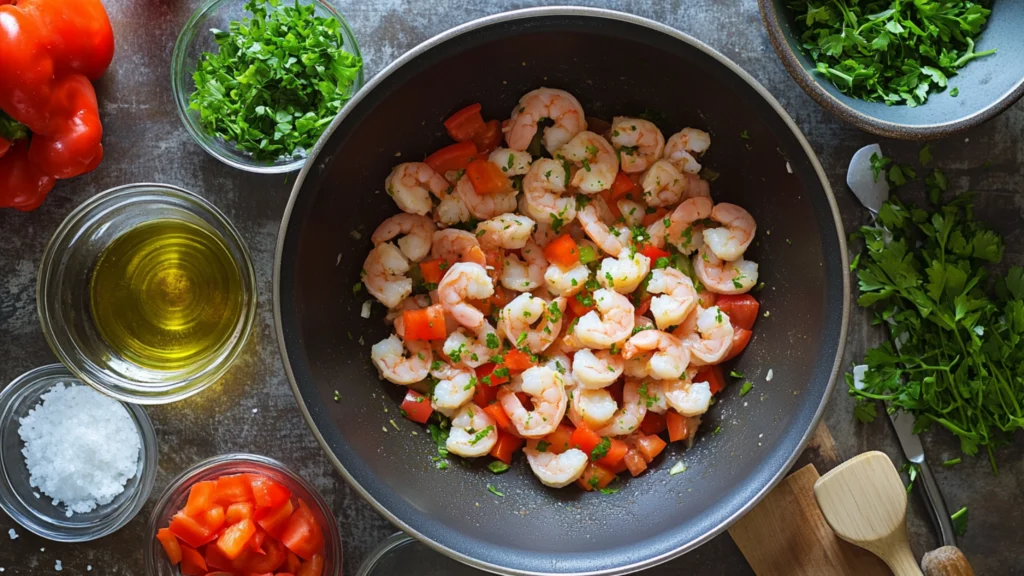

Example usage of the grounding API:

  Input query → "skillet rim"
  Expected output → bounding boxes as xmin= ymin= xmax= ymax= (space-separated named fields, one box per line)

xmin=273 ymin=6 xmax=851 ymax=575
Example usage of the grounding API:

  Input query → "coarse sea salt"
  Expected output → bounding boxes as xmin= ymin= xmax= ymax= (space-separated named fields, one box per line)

xmin=18 ymin=383 xmax=141 ymax=517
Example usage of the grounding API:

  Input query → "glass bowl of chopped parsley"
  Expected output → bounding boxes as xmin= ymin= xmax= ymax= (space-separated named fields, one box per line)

xmin=172 ymin=0 xmax=364 ymax=173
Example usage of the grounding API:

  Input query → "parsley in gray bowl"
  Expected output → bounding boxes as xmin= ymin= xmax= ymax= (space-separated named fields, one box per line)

xmin=172 ymin=0 xmax=364 ymax=173
xmin=760 ymin=0 xmax=1024 ymax=140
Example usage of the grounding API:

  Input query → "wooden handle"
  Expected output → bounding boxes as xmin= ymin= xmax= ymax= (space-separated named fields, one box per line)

xmin=922 ymin=546 xmax=974 ymax=576
xmin=880 ymin=536 xmax=924 ymax=576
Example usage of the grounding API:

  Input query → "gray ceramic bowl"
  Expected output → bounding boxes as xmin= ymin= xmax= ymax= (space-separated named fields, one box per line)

xmin=760 ymin=0 xmax=1024 ymax=139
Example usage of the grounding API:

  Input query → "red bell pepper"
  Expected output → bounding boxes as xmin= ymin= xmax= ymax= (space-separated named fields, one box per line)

xmin=279 ymin=500 xmax=324 ymax=560
xmin=444 ymin=103 xmax=486 ymax=142
xmin=465 ymin=158 xmax=511 ymax=195
xmin=665 ymin=411 xmax=689 ymax=443
xmin=502 ymin=349 xmax=535 ymax=372
xmin=418 ymin=258 xmax=448 ymax=285
xmin=400 ymin=390 xmax=433 ymax=423
xmin=402 ymin=304 xmax=447 ymax=341
xmin=577 ymin=463 xmax=616 ymax=491
xmin=0 ymin=0 xmax=113 ymax=210
xmin=156 ymin=528 xmax=183 ymax=565
xmin=696 ymin=365 xmax=727 ymax=395
xmin=639 ymin=245 xmax=671 ymax=261
xmin=489 ymin=430 xmax=524 ymax=464
xmin=250 ymin=476 xmax=292 ymax=510
xmin=610 ymin=171 xmax=636 ymax=199
xmin=425 ymin=141 xmax=477 ymax=174
xmin=543 ymin=234 xmax=580 ymax=269
xmin=639 ymin=412 xmax=667 ymax=436
xmin=716 ymin=294 xmax=760 ymax=330
xmin=472 ymin=119 xmax=502 ymax=154
xmin=723 ymin=328 xmax=752 ymax=361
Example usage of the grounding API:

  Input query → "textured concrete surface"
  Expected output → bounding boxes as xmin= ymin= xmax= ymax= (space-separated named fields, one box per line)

xmin=1 ymin=0 xmax=1022 ymax=574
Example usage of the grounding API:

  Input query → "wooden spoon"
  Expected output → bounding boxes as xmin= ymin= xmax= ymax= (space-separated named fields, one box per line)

xmin=814 ymin=452 xmax=974 ymax=576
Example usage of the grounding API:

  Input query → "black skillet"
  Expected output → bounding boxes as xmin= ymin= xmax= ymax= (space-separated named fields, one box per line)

xmin=274 ymin=7 xmax=849 ymax=575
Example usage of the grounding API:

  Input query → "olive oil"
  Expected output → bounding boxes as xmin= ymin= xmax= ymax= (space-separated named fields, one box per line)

xmin=90 ymin=219 xmax=244 ymax=371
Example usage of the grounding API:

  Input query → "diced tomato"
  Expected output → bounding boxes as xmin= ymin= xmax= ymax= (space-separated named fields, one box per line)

xmin=285 ymin=550 xmax=303 ymax=573
xmin=568 ymin=291 xmax=595 ymax=317
xmin=156 ymin=528 xmax=182 ymax=565
xmin=214 ymin=474 xmax=254 ymax=505
xmin=217 ymin=517 xmax=257 ymax=560
xmin=610 ymin=171 xmax=636 ymax=199
xmin=444 ymin=103 xmax=486 ymax=142
xmin=233 ymin=536 xmax=287 ymax=573
xmin=425 ymin=141 xmax=477 ymax=174
xmin=542 ymin=234 xmax=580 ymax=269
xmin=639 ymin=245 xmax=670 ymax=261
xmin=636 ymin=434 xmax=667 ymax=462
xmin=169 ymin=510 xmax=217 ymax=548
xmin=716 ymin=294 xmax=759 ymax=330
xmin=476 ymin=363 xmax=510 ymax=389
xmin=503 ymin=349 xmax=535 ymax=372
xmin=184 ymin=480 xmax=216 ymax=517
xmin=624 ymin=449 xmax=648 ymax=477
xmin=418 ymin=259 xmax=447 ymax=285
xmin=723 ymin=328 xmax=752 ymax=362
xmin=696 ymin=365 xmax=726 ymax=395
xmin=297 ymin=553 xmax=325 ymax=576
xmin=179 ymin=545 xmax=207 ymax=576
xmin=280 ymin=500 xmax=324 ymax=561
xmin=570 ymin=422 xmax=602 ymax=455
xmin=490 ymin=430 xmax=524 ymax=464
xmin=226 ymin=501 xmax=255 ymax=524
xmin=639 ymin=412 xmax=667 ymax=436
xmin=255 ymin=499 xmax=295 ymax=539
xmin=642 ymin=208 xmax=669 ymax=227
xmin=666 ymin=410 xmax=690 ymax=443
xmin=250 ymin=476 xmax=292 ymax=510
xmin=400 ymin=390 xmax=434 ymax=423
xmin=403 ymin=304 xmax=447 ymax=341
xmin=596 ymin=438 xmax=628 ymax=469
xmin=472 ymin=119 xmax=503 ymax=154
xmin=577 ymin=463 xmax=616 ymax=491
xmin=465 ymin=158 xmax=511 ymax=195
xmin=540 ymin=423 xmax=575 ymax=454
xmin=483 ymin=403 xmax=517 ymax=436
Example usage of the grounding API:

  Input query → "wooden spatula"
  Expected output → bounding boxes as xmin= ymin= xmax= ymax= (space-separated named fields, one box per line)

xmin=813 ymin=452 xmax=974 ymax=576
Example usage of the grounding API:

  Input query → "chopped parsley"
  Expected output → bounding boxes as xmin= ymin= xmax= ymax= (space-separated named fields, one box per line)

xmin=535 ymin=440 xmax=550 ymax=452
xmin=590 ymin=437 xmax=611 ymax=461
xmin=488 ymin=461 xmax=510 ymax=474
xmin=487 ymin=484 xmax=504 ymax=497
xmin=469 ymin=426 xmax=495 ymax=445
xmin=739 ymin=382 xmax=753 ymax=397
xmin=485 ymin=333 xmax=500 ymax=349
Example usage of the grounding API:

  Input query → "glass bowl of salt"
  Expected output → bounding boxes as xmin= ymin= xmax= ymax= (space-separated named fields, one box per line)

xmin=0 ymin=364 xmax=158 ymax=542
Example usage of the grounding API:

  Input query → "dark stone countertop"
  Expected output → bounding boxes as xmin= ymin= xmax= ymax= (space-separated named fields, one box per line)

xmin=1 ymin=0 xmax=1022 ymax=574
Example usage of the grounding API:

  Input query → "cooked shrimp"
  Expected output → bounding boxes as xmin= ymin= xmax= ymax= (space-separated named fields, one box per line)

xmin=703 ymin=202 xmax=756 ymax=261
xmin=437 ymin=262 xmax=494 ymax=330
xmin=476 ymin=213 xmax=536 ymax=250
xmin=499 ymin=293 xmax=566 ymax=354
xmin=667 ymin=197 xmax=713 ymax=255
xmin=597 ymin=250 xmax=651 ymax=294
xmin=431 ymin=365 xmax=476 ymax=416
xmin=624 ymin=351 xmax=654 ymax=379
xmin=454 ymin=172 xmax=518 ymax=220
xmin=645 ymin=215 xmax=669 ymax=249
xmin=663 ymin=128 xmax=711 ymax=174
xmin=488 ymin=148 xmax=533 ymax=176
xmin=371 ymin=213 xmax=436 ymax=262
xmin=523 ymin=445 xmax=588 ymax=488
xmin=646 ymin=268 xmax=698 ymax=329
xmin=639 ymin=380 xmax=669 ymax=414
xmin=504 ymin=88 xmax=587 ymax=153
xmin=622 ymin=330 xmax=689 ymax=380
xmin=433 ymin=188 xmax=471 ymax=226
xmin=370 ymin=334 xmax=432 ymax=385
xmin=363 ymin=242 xmax=412 ymax=309
xmin=446 ymin=404 xmax=498 ymax=458
xmin=501 ymin=239 xmax=547 ymax=292
xmin=390 ymin=294 xmax=432 ymax=339
xmin=664 ymin=372 xmax=713 ymax=417
xmin=572 ymin=387 xmax=619 ymax=429
xmin=571 ymin=348 xmax=624 ymax=389
xmin=693 ymin=249 xmax=759 ymax=294
xmin=618 ymin=198 xmax=646 ymax=227
xmin=498 ymin=366 xmax=568 ymax=438
xmin=575 ymin=289 xmax=635 ymax=349
xmin=558 ymin=131 xmax=618 ymax=193
xmin=683 ymin=305 xmax=735 ymax=365
xmin=385 ymin=163 xmax=449 ymax=216
xmin=577 ymin=201 xmax=629 ymax=257
xmin=523 ymin=158 xmax=576 ymax=226
xmin=431 ymin=229 xmax=486 ymax=266
xmin=543 ymin=261 xmax=590 ymax=297
xmin=595 ymin=379 xmax=647 ymax=436
xmin=682 ymin=172 xmax=711 ymax=199
xmin=641 ymin=159 xmax=685 ymax=207
xmin=443 ymin=323 xmax=497 ymax=368
xmin=611 ymin=117 xmax=665 ymax=173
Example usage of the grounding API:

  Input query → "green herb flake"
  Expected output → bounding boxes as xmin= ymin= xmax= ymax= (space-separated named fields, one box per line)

xmin=739 ymin=382 xmax=753 ymax=397
xmin=488 ymin=461 xmax=510 ymax=474
xmin=487 ymin=484 xmax=504 ymax=497
xmin=669 ymin=461 xmax=687 ymax=475
xmin=951 ymin=506 xmax=968 ymax=536
xmin=536 ymin=440 xmax=550 ymax=453
xmin=590 ymin=437 xmax=611 ymax=461
xmin=942 ymin=458 xmax=962 ymax=467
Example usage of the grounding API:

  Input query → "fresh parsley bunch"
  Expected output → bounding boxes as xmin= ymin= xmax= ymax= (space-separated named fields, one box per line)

xmin=190 ymin=0 xmax=363 ymax=161
xmin=785 ymin=0 xmax=996 ymax=106
xmin=849 ymin=168 xmax=1024 ymax=470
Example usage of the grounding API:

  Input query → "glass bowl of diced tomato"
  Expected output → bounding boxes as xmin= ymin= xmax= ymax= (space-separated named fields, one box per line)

xmin=145 ymin=453 xmax=341 ymax=576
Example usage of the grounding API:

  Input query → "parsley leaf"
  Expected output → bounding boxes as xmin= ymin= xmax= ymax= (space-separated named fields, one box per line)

xmin=488 ymin=461 xmax=510 ymax=474
xmin=590 ymin=437 xmax=611 ymax=461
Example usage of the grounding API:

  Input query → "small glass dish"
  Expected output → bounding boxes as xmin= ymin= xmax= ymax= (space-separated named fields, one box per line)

xmin=171 ymin=0 xmax=364 ymax=173
xmin=0 ymin=364 xmax=158 ymax=542
xmin=37 ymin=183 xmax=257 ymax=405
xmin=145 ymin=453 xmax=343 ymax=574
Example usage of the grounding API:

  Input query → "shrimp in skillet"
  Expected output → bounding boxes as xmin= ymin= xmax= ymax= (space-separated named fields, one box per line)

xmin=574 ymin=289 xmax=635 ymax=349
xmin=693 ymin=248 xmax=759 ymax=295
xmin=385 ymin=162 xmax=449 ymax=216
xmin=523 ymin=158 xmax=576 ymax=226
xmin=437 ymin=262 xmax=494 ymax=330
xmin=498 ymin=366 xmax=568 ymax=438
xmin=504 ymin=88 xmax=587 ymax=153
xmin=663 ymin=128 xmax=710 ymax=174
xmin=363 ymin=242 xmax=412 ymax=309
xmin=611 ymin=117 xmax=665 ymax=174
xmin=558 ymin=131 xmax=618 ymax=193
xmin=371 ymin=213 xmax=435 ymax=262
xmin=703 ymin=202 xmax=756 ymax=261
xmin=370 ymin=334 xmax=432 ymax=385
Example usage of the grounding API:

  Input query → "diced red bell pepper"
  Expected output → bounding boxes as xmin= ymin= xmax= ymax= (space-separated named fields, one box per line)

xmin=624 ymin=449 xmax=648 ymax=477
xmin=217 ymin=517 xmax=257 ymax=560
xmin=250 ymin=476 xmax=292 ymax=510
xmin=214 ymin=474 xmax=254 ymax=505
xmin=226 ymin=501 xmax=255 ymax=524
xmin=169 ymin=510 xmax=217 ymax=548
xmin=248 ymin=526 xmax=267 ymax=553
xmin=716 ymin=294 xmax=760 ymax=330
xmin=666 ymin=411 xmax=690 ymax=443
xmin=472 ymin=119 xmax=503 ymax=155
xmin=484 ymin=403 xmax=517 ymax=436
xmin=610 ymin=171 xmax=636 ymax=199
xmin=598 ymin=189 xmax=622 ymax=221
xmin=540 ymin=423 xmax=576 ymax=454
xmin=425 ymin=141 xmax=477 ymax=174
xmin=471 ymin=380 xmax=498 ymax=409
xmin=179 ymin=545 xmax=207 ymax=576
xmin=156 ymin=528 xmax=182 ymax=565
xmin=639 ymin=412 xmax=667 ymax=436
xmin=490 ymin=430 xmax=524 ymax=464
xmin=400 ymin=390 xmax=434 ymax=424
xmin=636 ymin=434 xmax=667 ymax=462
xmin=697 ymin=290 xmax=717 ymax=308
xmin=418 ymin=258 xmax=448 ymax=285
xmin=542 ymin=234 xmax=580 ymax=269
xmin=233 ymin=536 xmax=287 ymax=573
xmin=204 ymin=542 xmax=234 ymax=571
xmin=570 ymin=422 xmax=602 ymax=455
xmin=577 ymin=463 xmax=616 ymax=491
xmin=184 ymin=480 xmax=216 ymax=517
xmin=403 ymin=304 xmax=447 ymax=341
xmin=568 ymin=291 xmax=596 ymax=317
xmin=444 ymin=103 xmax=486 ymax=142
xmin=285 ymin=550 xmax=303 ymax=573
xmin=255 ymin=499 xmax=295 ymax=539
xmin=696 ymin=365 xmax=727 ymax=395
xmin=596 ymin=437 xmax=629 ymax=469
xmin=280 ymin=500 xmax=324 ymax=561
xmin=722 ymin=327 xmax=752 ymax=362
xmin=476 ymin=363 xmax=510 ymax=389
xmin=297 ymin=553 xmax=325 ymax=576
xmin=641 ymin=208 xmax=670 ymax=227
xmin=502 ymin=349 xmax=535 ymax=372
xmin=635 ymin=297 xmax=652 ymax=316
xmin=465 ymin=158 xmax=511 ymax=195
xmin=639 ymin=245 xmax=670 ymax=261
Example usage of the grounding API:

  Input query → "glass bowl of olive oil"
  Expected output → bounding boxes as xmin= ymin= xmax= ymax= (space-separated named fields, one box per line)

xmin=37 ymin=183 xmax=257 ymax=405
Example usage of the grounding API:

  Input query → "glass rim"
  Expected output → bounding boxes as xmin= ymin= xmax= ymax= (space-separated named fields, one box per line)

xmin=170 ymin=0 xmax=365 ymax=174
xmin=36 ymin=183 xmax=258 ymax=405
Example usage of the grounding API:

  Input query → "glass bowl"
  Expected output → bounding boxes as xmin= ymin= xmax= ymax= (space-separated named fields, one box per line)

xmin=37 ymin=183 xmax=257 ymax=405
xmin=171 ymin=0 xmax=364 ymax=173
xmin=145 ymin=453 xmax=342 ymax=575
xmin=0 ymin=364 xmax=158 ymax=542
